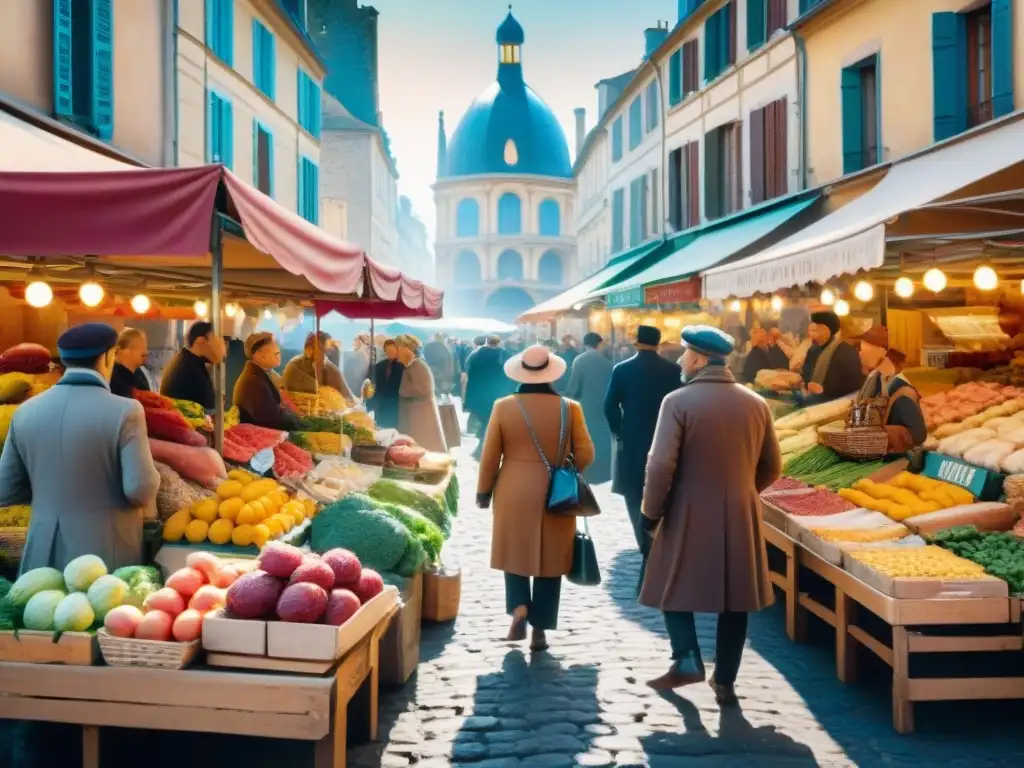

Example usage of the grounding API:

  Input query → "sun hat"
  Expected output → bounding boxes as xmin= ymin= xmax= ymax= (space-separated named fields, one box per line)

xmin=503 ymin=344 xmax=567 ymax=384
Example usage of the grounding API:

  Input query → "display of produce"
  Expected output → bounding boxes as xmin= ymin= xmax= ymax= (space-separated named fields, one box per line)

xmin=0 ymin=343 xmax=51 ymax=374
xmin=143 ymin=406 xmax=207 ymax=447
xmin=171 ymin=398 xmax=212 ymax=430
xmin=291 ymin=431 xmax=353 ymax=456
xmin=781 ymin=445 xmax=888 ymax=491
xmin=837 ymin=473 xmax=974 ymax=521
xmin=754 ymin=369 xmax=802 ymax=391
xmin=150 ymin=438 xmax=228 ymax=489
xmin=809 ymin=525 xmax=909 ymax=543
xmin=273 ymin=440 xmax=314 ymax=478
xmin=846 ymin=545 xmax=987 ymax=578
xmin=222 ymin=423 xmax=289 ymax=464
xmin=907 ymin=503 xmax=1015 ymax=537
xmin=285 ymin=386 xmax=350 ymax=417
xmin=929 ymin=526 xmax=1024 ymax=594
xmin=154 ymin=462 xmax=214 ymax=522
xmin=368 ymin=478 xmax=451 ymax=536
xmin=774 ymin=396 xmax=854 ymax=432
xmin=770 ymin=488 xmax=857 ymax=516
xmin=762 ymin=477 xmax=810 ymax=495
xmin=310 ymin=494 xmax=427 ymax=576
xmin=0 ymin=505 xmax=30 ymax=527
xmin=304 ymin=458 xmax=379 ymax=501
xmin=921 ymin=382 xmax=1023 ymax=432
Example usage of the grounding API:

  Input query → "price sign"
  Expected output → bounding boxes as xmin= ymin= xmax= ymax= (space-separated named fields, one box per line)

xmin=250 ymin=447 xmax=274 ymax=476
xmin=921 ymin=451 xmax=1004 ymax=501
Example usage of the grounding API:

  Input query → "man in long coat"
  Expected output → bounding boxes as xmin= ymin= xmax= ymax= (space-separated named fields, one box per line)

xmin=603 ymin=325 xmax=681 ymax=589
xmin=464 ymin=336 xmax=508 ymax=460
xmin=565 ymin=333 xmax=613 ymax=484
xmin=640 ymin=325 xmax=781 ymax=704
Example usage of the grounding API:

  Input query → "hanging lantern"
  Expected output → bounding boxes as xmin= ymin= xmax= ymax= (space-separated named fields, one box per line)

xmin=923 ymin=267 xmax=947 ymax=293
xmin=194 ymin=299 xmax=209 ymax=318
xmin=25 ymin=281 xmax=53 ymax=308
xmin=834 ymin=299 xmax=850 ymax=317
xmin=770 ymin=295 xmax=784 ymax=312
xmin=894 ymin=277 xmax=914 ymax=299
xmin=79 ymin=281 xmax=104 ymax=308
xmin=853 ymin=280 xmax=874 ymax=302
xmin=973 ymin=265 xmax=998 ymax=291
xmin=263 ymin=309 xmax=273 ymax=320
xmin=819 ymin=287 xmax=836 ymax=306
xmin=130 ymin=294 xmax=151 ymax=314
xmin=224 ymin=302 xmax=240 ymax=317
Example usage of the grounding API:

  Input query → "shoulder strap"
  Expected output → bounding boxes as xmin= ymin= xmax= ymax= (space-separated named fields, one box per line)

xmin=514 ymin=395 xmax=567 ymax=472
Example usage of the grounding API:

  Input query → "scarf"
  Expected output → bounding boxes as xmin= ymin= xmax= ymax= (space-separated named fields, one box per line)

xmin=682 ymin=363 xmax=736 ymax=386
xmin=811 ymin=332 xmax=843 ymax=387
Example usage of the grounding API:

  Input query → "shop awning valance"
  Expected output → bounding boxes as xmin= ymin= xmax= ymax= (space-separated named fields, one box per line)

xmin=703 ymin=114 xmax=1024 ymax=299
xmin=0 ymin=107 xmax=135 ymax=172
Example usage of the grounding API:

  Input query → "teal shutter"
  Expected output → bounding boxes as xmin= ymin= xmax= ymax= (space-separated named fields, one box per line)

xmin=704 ymin=129 xmax=721 ymax=219
xmin=747 ymin=0 xmax=765 ymax=51
xmin=297 ymin=156 xmax=304 ymax=217
xmin=629 ymin=96 xmax=642 ymax=149
xmin=312 ymin=83 xmax=321 ymax=139
xmin=931 ymin=12 xmax=967 ymax=141
xmin=205 ymin=0 xmax=216 ymax=51
xmin=841 ymin=67 xmax=864 ymax=173
xmin=252 ymin=20 xmax=262 ymax=91
xmin=310 ymin=162 xmax=319 ymax=224
xmin=267 ymin=129 xmax=275 ymax=198
xmin=222 ymin=98 xmax=233 ymax=169
xmin=223 ymin=0 xmax=234 ymax=66
xmin=297 ymin=71 xmax=307 ymax=130
xmin=704 ymin=11 xmax=719 ymax=82
xmin=669 ymin=49 xmax=682 ymax=105
xmin=265 ymin=29 xmax=276 ymax=100
xmin=991 ymin=0 xmax=1014 ymax=118
xmin=721 ymin=2 xmax=733 ymax=67
xmin=91 ymin=0 xmax=114 ymax=140
xmin=52 ymin=0 xmax=74 ymax=118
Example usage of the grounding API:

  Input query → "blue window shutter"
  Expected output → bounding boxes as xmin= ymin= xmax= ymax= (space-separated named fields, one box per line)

xmin=267 ymin=129 xmax=275 ymax=198
xmin=312 ymin=83 xmax=321 ymax=139
xmin=704 ymin=11 xmax=719 ymax=81
xmin=841 ymin=67 xmax=864 ymax=173
xmin=91 ymin=0 xmax=114 ymax=140
xmin=611 ymin=189 xmax=624 ymax=252
xmin=310 ymin=163 xmax=319 ymax=224
xmin=931 ymin=12 xmax=967 ymax=141
xmin=747 ymin=0 xmax=765 ymax=51
xmin=265 ymin=29 xmax=276 ymax=100
xmin=53 ymin=0 xmax=74 ymax=118
xmin=252 ymin=20 xmax=262 ymax=90
xmin=721 ymin=3 xmax=733 ymax=68
xmin=297 ymin=156 xmax=304 ymax=216
xmin=991 ymin=0 xmax=1014 ymax=118
xmin=297 ymin=71 xmax=306 ymax=129
xmin=669 ymin=50 xmax=682 ymax=105
xmin=205 ymin=0 xmax=215 ymax=53
xmin=612 ymin=118 xmax=623 ymax=161
xmin=222 ymin=0 xmax=234 ymax=66
xmin=629 ymin=97 xmax=642 ymax=150
xmin=222 ymin=98 xmax=233 ymax=169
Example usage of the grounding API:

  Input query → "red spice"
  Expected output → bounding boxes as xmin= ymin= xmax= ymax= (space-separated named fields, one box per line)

xmin=763 ymin=477 xmax=808 ymax=495
xmin=774 ymin=489 xmax=855 ymax=517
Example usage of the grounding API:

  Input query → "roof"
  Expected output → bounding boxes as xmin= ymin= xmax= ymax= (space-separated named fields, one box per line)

xmin=496 ymin=10 xmax=525 ymax=45
xmin=271 ymin=1 xmax=326 ymax=75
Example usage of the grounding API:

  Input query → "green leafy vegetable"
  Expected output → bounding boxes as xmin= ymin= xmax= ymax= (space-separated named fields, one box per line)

xmin=368 ymin=479 xmax=451 ymax=537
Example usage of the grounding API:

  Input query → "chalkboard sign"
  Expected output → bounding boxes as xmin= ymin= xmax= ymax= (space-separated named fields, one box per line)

xmin=920 ymin=451 xmax=1005 ymax=501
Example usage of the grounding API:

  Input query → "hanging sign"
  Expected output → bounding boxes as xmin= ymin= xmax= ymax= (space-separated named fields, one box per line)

xmin=644 ymin=277 xmax=701 ymax=305
xmin=921 ymin=452 xmax=1003 ymax=500
xmin=605 ymin=287 xmax=645 ymax=309
xmin=250 ymin=447 xmax=275 ymax=476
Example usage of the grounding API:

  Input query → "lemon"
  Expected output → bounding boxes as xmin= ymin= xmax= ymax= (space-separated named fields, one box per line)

xmin=232 ymin=524 xmax=256 ymax=547
xmin=253 ymin=523 xmax=271 ymax=548
xmin=218 ymin=497 xmax=245 ymax=521
xmin=241 ymin=478 xmax=277 ymax=503
xmin=162 ymin=509 xmax=191 ymax=542
xmin=208 ymin=518 xmax=234 ymax=545
xmin=185 ymin=518 xmax=210 ymax=543
xmin=216 ymin=480 xmax=244 ymax=499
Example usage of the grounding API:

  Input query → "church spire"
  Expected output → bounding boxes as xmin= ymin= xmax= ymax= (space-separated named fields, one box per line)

xmin=496 ymin=6 xmax=524 ymax=88
xmin=436 ymin=111 xmax=448 ymax=178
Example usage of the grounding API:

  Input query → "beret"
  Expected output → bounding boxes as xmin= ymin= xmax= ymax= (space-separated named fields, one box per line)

xmin=680 ymin=325 xmax=735 ymax=357
xmin=244 ymin=332 xmax=275 ymax=358
xmin=636 ymin=325 xmax=661 ymax=346
xmin=57 ymin=322 xmax=118 ymax=359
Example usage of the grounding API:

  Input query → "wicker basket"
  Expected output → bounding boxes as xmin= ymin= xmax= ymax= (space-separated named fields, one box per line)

xmin=97 ymin=629 xmax=200 ymax=670
xmin=422 ymin=567 xmax=461 ymax=622
xmin=818 ymin=425 xmax=889 ymax=460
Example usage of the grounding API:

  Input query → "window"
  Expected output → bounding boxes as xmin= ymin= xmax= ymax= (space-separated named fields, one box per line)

xmin=668 ymin=142 xmax=700 ymax=230
xmin=253 ymin=122 xmax=274 ymax=196
xmin=497 ymin=193 xmax=522 ymax=235
xmin=497 ymin=250 xmax=524 ymax=282
xmin=629 ymin=175 xmax=649 ymax=247
xmin=539 ymin=251 xmax=563 ymax=284
xmin=646 ymin=80 xmax=659 ymax=133
xmin=206 ymin=89 xmax=234 ymax=168
xmin=841 ymin=56 xmax=879 ymax=174
xmin=53 ymin=0 xmax=114 ymax=139
xmin=629 ymin=96 xmax=643 ymax=150
xmin=669 ymin=49 xmax=682 ymax=105
xmin=456 ymin=198 xmax=479 ymax=237
xmin=500 ymin=44 xmax=521 ymax=64
xmin=298 ymin=157 xmax=319 ymax=224
xmin=966 ymin=5 xmax=993 ymax=128
xmin=252 ymin=20 xmax=275 ymax=100
xmin=454 ymin=251 xmax=482 ymax=284
xmin=750 ymin=98 xmax=788 ymax=204
xmin=611 ymin=188 xmax=625 ymax=253
xmin=297 ymin=70 xmax=321 ymax=138
xmin=748 ymin=0 xmax=788 ymax=50
xmin=503 ymin=139 xmax=519 ymax=166
xmin=538 ymin=199 xmax=560 ymax=237
xmin=611 ymin=117 xmax=623 ymax=162
xmin=682 ymin=39 xmax=700 ymax=96
xmin=704 ymin=122 xmax=741 ymax=220
xmin=704 ymin=2 xmax=735 ymax=84
xmin=205 ymin=0 xmax=233 ymax=64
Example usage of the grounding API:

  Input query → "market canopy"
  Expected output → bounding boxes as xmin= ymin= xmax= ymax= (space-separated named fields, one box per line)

xmin=385 ymin=317 xmax=518 ymax=334
xmin=516 ymin=239 xmax=666 ymax=324
xmin=0 ymin=107 xmax=134 ymax=172
xmin=702 ymin=114 xmax=1024 ymax=299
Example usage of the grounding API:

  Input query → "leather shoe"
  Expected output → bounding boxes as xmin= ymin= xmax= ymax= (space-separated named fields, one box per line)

xmin=646 ymin=659 xmax=706 ymax=690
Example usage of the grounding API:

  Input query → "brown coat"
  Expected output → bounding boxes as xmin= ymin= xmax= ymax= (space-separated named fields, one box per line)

xmin=477 ymin=393 xmax=595 ymax=578
xmin=397 ymin=358 xmax=447 ymax=452
xmin=640 ymin=365 xmax=781 ymax=614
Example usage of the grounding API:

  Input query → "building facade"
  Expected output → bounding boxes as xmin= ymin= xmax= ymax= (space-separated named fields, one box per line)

xmin=176 ymin=0 xmax=325 ymax=220
xmin=397 ymin=196 xmax=434 ymax=284
xmin=434 ymin=11 xmax=576 ymax=322
xmin=797 ymin=0 xmax=1021 ymax=188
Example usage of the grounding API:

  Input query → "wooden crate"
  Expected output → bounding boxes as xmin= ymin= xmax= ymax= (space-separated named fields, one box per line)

xmin=380 ymin=570 xmax=422 ymax=685
xmin=423 ymin=567 xmax=461 ymax=623
xmin=0 ymin=630 xmax=98 ymax=665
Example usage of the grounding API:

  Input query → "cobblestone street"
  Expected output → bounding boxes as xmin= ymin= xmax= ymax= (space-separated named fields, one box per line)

xmin=352 ymin=440 xmax=1024 ymax=768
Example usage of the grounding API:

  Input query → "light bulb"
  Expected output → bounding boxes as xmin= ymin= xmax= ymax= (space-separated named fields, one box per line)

xmin=820 ymin=288 xmax=836 ymax=306
xmin=194 ymin=299 xmax=208 ymax=318
xmin=894 ymin=277 xmax=914 ymax=299
xmin=923 ymin=267 xmax=947 ymax=293
xmin=130 ymin=294 xmax=151 ymax=314
xmin=263 ymin=309 xmax=273 ymax=320
xmin=834 ymin=299 xmax=850 ymax=317
xmin=25 ymin=280 xmax=53 ymax=308
xmin=79 ymin=281 xmax=104 ymax=307
xmin=609 ymin=309 xmax=625 ymax=324
xmin=973 ymin=265 xmax=998 ymax=291
xmin=729 ymin=299 xmax=741 ymax=312
xmin=770 ymin=295 xmax=784 ymax=312
xmin=224 ymin=302 xmax=240 ymax=317
xmin=853 ymin=280 xmax=874 ymax=302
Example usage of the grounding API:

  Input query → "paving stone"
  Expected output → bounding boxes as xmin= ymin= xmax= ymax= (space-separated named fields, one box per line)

xmin=519 ymin=755 xmax=576 ymax=768
xmin=517 ymin=734 xmax=587 ymax=756
xmin=464 ymin=716 xmax=502 ymax=731
xmin=573 ymin=749 xmax=615 ymax=767
xmin=453 ymin=741 xmax=491 ymax=761
xmin=590 ymin=735 xmax=644 ymax=753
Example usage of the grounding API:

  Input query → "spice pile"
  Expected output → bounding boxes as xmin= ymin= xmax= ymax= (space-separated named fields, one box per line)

xmin=770 ymin=488 xmax=857 ymax=517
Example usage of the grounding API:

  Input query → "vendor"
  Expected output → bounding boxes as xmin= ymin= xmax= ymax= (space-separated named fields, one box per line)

xmin=280 ymin=330 xmax=354 ymax=399
xmin=800 ymin=310 xmax=864 ymax=402
xmin=742 ymin=326 xmax=791 ymax=383
xmin=233 ymin=332 xmax=300 ymax=431
xmin=109 ymin=328 xmax=150 ymax=398
xmin=160 ymin=321 xmax=226 ymax=410
xmin=854 ymin=325 xmax=927 ymax=453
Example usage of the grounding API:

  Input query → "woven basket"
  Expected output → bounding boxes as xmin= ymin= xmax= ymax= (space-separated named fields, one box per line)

xmin=423 ymin=567 xmax=461 ymax=622
xmin=0 ymin=527 xmax=27 ymax=562
xmin=818 ymin=425 xmax=889 ymax=460
xmin=97 ymin=629 xmax=200 ymax=670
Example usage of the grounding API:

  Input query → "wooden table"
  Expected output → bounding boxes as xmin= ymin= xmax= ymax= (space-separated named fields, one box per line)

xmin=0 ymin=605 xmax=397 ymax=767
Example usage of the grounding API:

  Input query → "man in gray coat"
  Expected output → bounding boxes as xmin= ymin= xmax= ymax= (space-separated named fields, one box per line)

xmin=0 ymin=322 xmax=160 ymax=574
xmin=565 ymin=332 xmax=613 ymax=484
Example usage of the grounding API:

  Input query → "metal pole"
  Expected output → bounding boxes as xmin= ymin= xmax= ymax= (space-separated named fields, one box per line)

xmin=210 ymin=213 xmax=225 ymax=454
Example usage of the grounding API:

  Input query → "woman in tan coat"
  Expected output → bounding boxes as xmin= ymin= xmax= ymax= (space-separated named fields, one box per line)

xmin=395 ymin=335 xmax=448 ymax=452
xmin=477 ymin=344 xmax=594 ymax=651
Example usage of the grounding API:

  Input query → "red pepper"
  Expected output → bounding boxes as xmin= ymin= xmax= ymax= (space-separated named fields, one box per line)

xmin=134 ymin=389 xmax=174 ymax=410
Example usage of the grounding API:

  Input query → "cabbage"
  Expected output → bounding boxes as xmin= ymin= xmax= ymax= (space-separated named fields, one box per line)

xmin=8 ymin=567 xmax=65 ymax=608
xmin=86 ymin=575 xmax=128 ymax=620
xmin=22 ymin=589 xmax=66 ymax=630
xmin=64 ymin=555 xmax=107 ymax=592
xmin=121 ymin=581 xmax=160 ymax=610
xmin=54 ymin=592 xmax=95 ymax=632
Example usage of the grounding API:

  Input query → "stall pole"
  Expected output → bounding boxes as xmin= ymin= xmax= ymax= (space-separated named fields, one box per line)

xmin=210 ymin=213 xmax=225 ymax=454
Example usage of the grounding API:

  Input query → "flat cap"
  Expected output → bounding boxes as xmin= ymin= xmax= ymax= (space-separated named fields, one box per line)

xmin=57 ymin=322 xmax=118 ymax=360
xmin=244 ymin=331 xmax=275 ymax=358
xmin=681 ymin=325 xmax=735 ymax=358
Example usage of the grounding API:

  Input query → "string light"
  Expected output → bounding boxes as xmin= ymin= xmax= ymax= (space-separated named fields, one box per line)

xmin=25 ymin=281 xmax=53 ymax=308
xmin=224 ymin=302 xmax=240 ymax=317
xmin=770 ymin=295 xmax=784 ymax=312
xmin=130 ymin=294 xmax=151 ymax=314
xmin=263 ymin=309 xmax=273 ymax=320
xmin=819 ymin=287 xmax=836 ymax=306
xmin=194 ymin=300 xmax=208 ymax=318
xmin=853 ymin=280 xmax=874 ymax=302
xmin=894 ymin=277 xmax=914 ymax=299
xmin=973 ymin=265 xmax=998 ymax=291
xmin=923 ymin=267 xmax=947 ymax=293
xmin=728 ymin=299 xmax=741 ymax=312
xmin=79 ymin=281 xmax=104 ymax=307
xmin=834 ymin=299 xmax=850 ymax=317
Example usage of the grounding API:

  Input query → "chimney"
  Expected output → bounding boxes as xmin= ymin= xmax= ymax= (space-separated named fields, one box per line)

xmin=643 ymin=21 xmax=669 ymax=61
xmin=574 ymin=108 xmax=586 ymax=158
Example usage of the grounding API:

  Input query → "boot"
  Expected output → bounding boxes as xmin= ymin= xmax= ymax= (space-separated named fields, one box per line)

xmin=708 ymin=673 xmax=739 ymax=706
xmin=530 ymin=627 xmax=549 ymax=652
xmin=646 ymin=655 xmax=706 ymax=690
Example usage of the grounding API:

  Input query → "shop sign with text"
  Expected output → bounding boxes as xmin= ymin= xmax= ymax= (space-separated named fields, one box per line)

xmin=644 ymin=277 xmax=701 ymax=305
xmin=605 ymin=287 xmax=644 ymax=309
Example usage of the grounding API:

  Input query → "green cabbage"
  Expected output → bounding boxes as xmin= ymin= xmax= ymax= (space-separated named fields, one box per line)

xmin=54 ymin=592 xmax=95 ymax=632
xmin=374 ymin=502 xmax=443 ymax=564
xmin=64 ymin=554 xmax=107 ymax=592
xmin=8 ymin=567 xmax=65 ymax=608
xmin=367 ymin=480 xmax=450 ymax=537
xmin=23 ymin=589 xmax=66 ymax=631
xmin=311 ymin=497 xmax=411 ymax=572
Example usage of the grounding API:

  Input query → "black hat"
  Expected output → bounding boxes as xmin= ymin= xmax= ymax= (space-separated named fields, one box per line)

xmin=57 ymin=322 xmax=118 ymax=360
xmin=810 ymin=310 xmax=841 ymax=335
xmin=636 ymin=325 xmax=661 ymax=346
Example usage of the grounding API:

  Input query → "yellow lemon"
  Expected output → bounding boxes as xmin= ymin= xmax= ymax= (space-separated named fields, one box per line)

xmin=258 ymin=496 xmax=279 ymax=516
xmin=236 ymin=504 xmax=259 ymax=526
xmin=263 ymin=517 xmax=283 ymax=538
xmin=162 ymin=509 xmax=191 ymax=542
xmin=253 ymin=523 xmax=271 ymax=548
xmin=208 ymin=518 xmax=234 ymax=545
xmin=231 ymin=524 xmax=256 ymax=547
xmin=270 ymin=490 xmax=290 ymax=507
xmin=185 ymin=518 xmax=210 ymax=543
xmin=216 ymin=480 xmax=244 ymax=499
xmin=218 ymin=497 xmax=245 ymax=521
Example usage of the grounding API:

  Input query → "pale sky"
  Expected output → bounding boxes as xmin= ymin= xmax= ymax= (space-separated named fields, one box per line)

xmin=371 ymin=0 xmax=677 ymax=249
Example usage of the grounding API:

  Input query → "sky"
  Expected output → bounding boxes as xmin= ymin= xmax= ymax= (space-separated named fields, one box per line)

xmin=371 ymin=0 xmax=678 ymax=249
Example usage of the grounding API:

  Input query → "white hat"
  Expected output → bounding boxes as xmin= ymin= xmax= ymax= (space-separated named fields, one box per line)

xmin=503 ymin=344 xmax=567 ymax=384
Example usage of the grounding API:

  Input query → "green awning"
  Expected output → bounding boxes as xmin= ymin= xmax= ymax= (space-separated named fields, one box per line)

xmin=517 ymin=239 xmax=665 ymax=323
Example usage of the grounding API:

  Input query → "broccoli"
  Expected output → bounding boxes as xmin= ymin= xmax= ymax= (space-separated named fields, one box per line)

xmin=311 ymin=498 xmax=412 ymax=572
xmin=374 ymin=502 xmax=444 ymax=564
xmin=368 ymin=479 xmax=451 ymax=537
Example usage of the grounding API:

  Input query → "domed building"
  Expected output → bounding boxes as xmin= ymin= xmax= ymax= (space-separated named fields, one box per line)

xmin=433 ymin=9 xmax=576 ymax=322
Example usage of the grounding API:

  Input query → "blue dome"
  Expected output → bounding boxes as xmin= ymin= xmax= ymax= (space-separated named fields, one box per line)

xmin=496 ymin=10 xmax=525 ymax=45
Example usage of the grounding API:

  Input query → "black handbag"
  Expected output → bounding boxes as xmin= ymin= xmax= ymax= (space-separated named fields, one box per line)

xmin=568 ymin=518 xmax=601 ymax=586
xmin=515 ymin=396 xmax=601 ymax=517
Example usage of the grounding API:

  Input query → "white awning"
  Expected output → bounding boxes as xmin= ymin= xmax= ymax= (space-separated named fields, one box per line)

xmin=0 ymin=108 xmax=133 ymax=172
xmin=703 ymin=115 xmax=1024 ymax=299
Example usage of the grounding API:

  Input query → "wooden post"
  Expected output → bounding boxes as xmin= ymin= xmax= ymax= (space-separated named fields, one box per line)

xmin=891 ymin=626 xmax=914 ymax=734
xmin=82 ymin=725 xmax=99 ymax=768
xmin=210 ymin=212 xmax=225 ymax=454
xmin=835 ymin=589 xmax=859 ymax=683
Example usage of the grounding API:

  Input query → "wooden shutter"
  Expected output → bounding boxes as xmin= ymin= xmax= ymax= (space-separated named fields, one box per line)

xmin=841 ymin=67 xmax=864 ymax=173
xmin=726 ymin=1 xmax=737 ymax=67
xmin=669 ymin=50 xmax=682 ymax=104
xmin=750 ymin=107 xmax=765 ymax=205
xmin=222 ymin=98 xmax=234 ymax=169
xmin=91 ymin=0 xmax=114 ymax=140
xmin=774 ymin=98 xmax=788 ymax=198
xmin=704 ymin=129 xmax=721 ymax=220
xmin=667 ymin=148 xmax=682 ymax=230
xmin=991 ymin=0 xmax=1014 ymax=117
xmin=53 ymin=0 xmax=74 ymax=119
xmin=649 ymin=169 xmax=659 ymax=235
xmin=729 ymin=123 xmax=742 ymax=213
xmin=704 ymin=12 xmax=719 ymax=82
xmin=687 ymin=142 xmax=700 ymax=226
xmin=931 ymin=12 xmax=967 ymax=141
xmin=747 ymin=0 xmax=765 ymax=51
